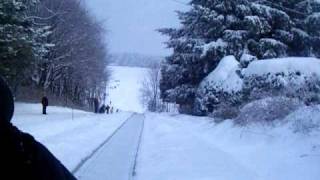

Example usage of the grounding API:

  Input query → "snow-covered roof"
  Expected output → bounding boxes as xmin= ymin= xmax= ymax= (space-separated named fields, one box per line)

xmin=243 ymin=57 xmax=320 ymax=77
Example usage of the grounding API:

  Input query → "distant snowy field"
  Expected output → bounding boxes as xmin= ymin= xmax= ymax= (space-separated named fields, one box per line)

xmin=137 ymin=109 xmax=320 ymax=180
xmin=12 ymin=103 xmax=132 ymax=171
xmin=108 ymin=66 xmax=149 ymax=113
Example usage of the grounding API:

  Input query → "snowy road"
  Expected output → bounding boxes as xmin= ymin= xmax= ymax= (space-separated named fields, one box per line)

xmin=75 ymin=114 xmax=145 ymax=180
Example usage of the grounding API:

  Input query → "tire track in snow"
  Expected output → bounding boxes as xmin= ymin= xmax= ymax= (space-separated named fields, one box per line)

xmin=74 ymin=114 xmax=145 ymax=180
xmin=130 ymin=114 xmax=145 ymax=179
xmin=72 ymin=113 xmax=135 ymax=174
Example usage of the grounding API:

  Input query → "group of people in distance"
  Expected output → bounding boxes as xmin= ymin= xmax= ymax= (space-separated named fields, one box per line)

xmin=40 ymin=96 xmax=119 ymax=115
xmin=41 ymin=95 xmax=119 ymax=115
xmin=93 ymin=97 xmax=118 ymax=114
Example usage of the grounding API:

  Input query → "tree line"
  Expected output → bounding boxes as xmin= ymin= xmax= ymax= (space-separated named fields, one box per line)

xmin=0 ymin=0 xmax=109 ymax=108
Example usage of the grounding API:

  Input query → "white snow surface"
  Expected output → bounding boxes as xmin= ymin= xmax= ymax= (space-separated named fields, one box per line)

xmin=286 ymin=105 xmax=320 ymax=134
xmin=10 ymin=102 xmax=320 ymax=180
xmin=76 ymin=114 xmax=144 ymax=180
xmin=137 ymin=111 xmax=320 ymax=180
xmin=108 ymin=66 xmax=149 ymax=113
xmin=12 ymin=103 xmax=132 ymax=171
xmin=199 ymin=55 xmax=243 ymax=93
xmin=243 ymin=57 xmax=320 ymax=77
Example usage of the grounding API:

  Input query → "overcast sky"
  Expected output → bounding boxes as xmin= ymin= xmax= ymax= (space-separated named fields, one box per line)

xmin=84 ymin=0 xmax=188 ymax=56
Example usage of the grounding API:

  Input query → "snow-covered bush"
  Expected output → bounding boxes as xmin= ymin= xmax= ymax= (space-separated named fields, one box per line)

xmin=197 ymin=57 xmax=320 ymax=120
xmin=235 ymin=97 xmax=304 ymax=125
xmin=242 ymin=57 xmax=320 ymax=104
xmin=240 ymin=53 xmax=258 ymax=68
xmin=210 ymin=105 xmax=240 ymax=121
xmin=195 ymin=56 xmax=243 ymax=116
xmin=285 ymin=105 xmax=320 ymax=134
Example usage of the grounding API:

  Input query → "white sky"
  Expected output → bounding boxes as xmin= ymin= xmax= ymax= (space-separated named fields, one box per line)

xmin=84 ymin=0 xmax=188 ymax=56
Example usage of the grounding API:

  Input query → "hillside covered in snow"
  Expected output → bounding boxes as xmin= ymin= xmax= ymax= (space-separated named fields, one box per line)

xmin=107 ymin=66 xmax=149 ymax=113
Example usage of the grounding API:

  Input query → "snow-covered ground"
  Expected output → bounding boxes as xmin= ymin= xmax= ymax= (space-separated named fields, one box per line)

xmin=12 ymin=103 xmax=320 ymax=180
xmin=107 ymin=66 xmax=149 ymax=113
xmin=12 ymin=103 xmax=132 ymax=171
xmin=136 ymin=111 xmax=320 ymax=180
xmin=76 ymin=114 xmax=144 ymax=180
xmin=10 ymin=65 xmax=320 ymax=180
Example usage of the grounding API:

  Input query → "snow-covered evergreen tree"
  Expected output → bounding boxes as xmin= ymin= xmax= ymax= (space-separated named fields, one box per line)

xmin=0 ymin=0 xmax=49 ymax=91
xmin=256 ymin=0 xmax=320 ymax=57
xmin=160 ymin=0 xmax=320 ymax=114
xmin=159 ymin=9 xmax=204 ymax=113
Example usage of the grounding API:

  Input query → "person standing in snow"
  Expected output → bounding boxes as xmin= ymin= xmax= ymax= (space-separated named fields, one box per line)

xmin=94 ymin=97 xmax=99 ymax=113
xmin=99 ymin=104 xmax=106 ymax=114
xmin=41 ymin=95 xmax=49 ymax=115
xmin=106 ymin=105 xmax=110 ymax=114
xmin=0 ymin=76 xmax=76 ymax=180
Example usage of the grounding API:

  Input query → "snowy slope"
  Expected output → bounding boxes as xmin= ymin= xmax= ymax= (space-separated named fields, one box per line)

xmin=107 ymin=66 xmax=149 ymax=113
xmin=136 ymin=111 xmax=320 ymax=180
xmin=12 ymin=103 xmax=132 ymax=171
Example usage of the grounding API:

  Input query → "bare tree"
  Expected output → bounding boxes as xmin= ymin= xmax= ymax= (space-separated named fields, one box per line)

xmin=140 ymin=62 xmax=162 ymax=112
xmin=15 ymin=0 xmax=110 ymax=109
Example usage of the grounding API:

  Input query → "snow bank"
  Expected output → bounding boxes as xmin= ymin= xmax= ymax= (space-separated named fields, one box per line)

xmin=137 ymin=112 xmax=320 ymax=180
xmin=12 ymin=103 xmax=132 ymax=171
xmin=236 ymin=97 xmax=304 ymax=125
xmin=137 ymin=113 xmax=257 ymax=180
xmin=285 ymin=105 xmax=320 ymax=134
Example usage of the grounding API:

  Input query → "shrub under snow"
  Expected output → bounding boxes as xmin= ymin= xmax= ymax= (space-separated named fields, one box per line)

xmin=242 ymin=57 xmax=320 ymax=104
xmin=235 ymin=97 xmax=304 ymax=125
xmin=196 ymin=56 xmax=320 ymax=121
xmin=239 ymin=53 xmax=257 ymax=68
xmin=285 ymin=105 xmax=320 ymax=134
xmin=195 ymin=56 xmax=243 ymax=116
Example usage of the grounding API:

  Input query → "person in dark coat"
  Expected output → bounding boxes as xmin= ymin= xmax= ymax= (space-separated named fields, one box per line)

xmin=41 ymin=96 xmax=49 ymax=115
xmin=0 ymin=77 xmax=77 ymax=180
xmin=105 ymin=105 xmax=110 ymax=114
xmin=93 ymin=97 xmax=99 ymax=114
xmin=99 ymin=104 xmax=106 ymax=114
